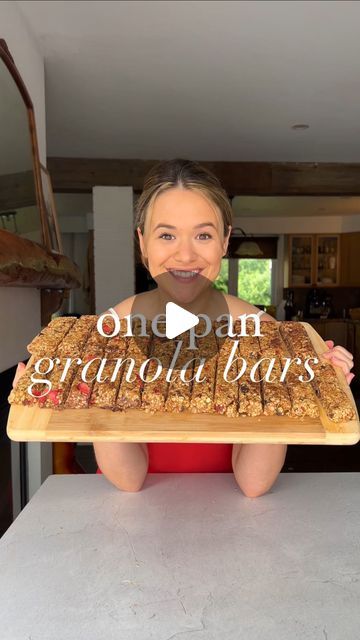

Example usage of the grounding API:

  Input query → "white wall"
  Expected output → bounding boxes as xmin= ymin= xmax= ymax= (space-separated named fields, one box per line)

xmin=0 ymin=1 xmax=51 ymax=506
xmin=233 ymin=214 xmax=360 ymax=233
xmin=93 ymin=186 xmax=135 ymax=313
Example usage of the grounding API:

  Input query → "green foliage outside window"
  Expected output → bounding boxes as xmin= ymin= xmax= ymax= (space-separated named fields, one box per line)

xmin=213 ymin=258 xmax=272 ymax=306
xmin=213 ymin=259 xmax=228 ymax=293
xmin=238 ymin=259 xmax=272 ymax=306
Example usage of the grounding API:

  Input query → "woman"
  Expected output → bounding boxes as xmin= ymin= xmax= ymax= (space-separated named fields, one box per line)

xmin=92 ymin=158 xmax=355 ymax=496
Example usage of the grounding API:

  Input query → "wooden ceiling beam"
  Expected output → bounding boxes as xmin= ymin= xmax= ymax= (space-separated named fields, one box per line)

xmin=47 ymin=157 xmax=360 ymax=196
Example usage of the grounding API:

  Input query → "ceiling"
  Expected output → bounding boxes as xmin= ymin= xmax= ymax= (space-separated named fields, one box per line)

xmin=17 ymin=0 xmax=360 ymax=162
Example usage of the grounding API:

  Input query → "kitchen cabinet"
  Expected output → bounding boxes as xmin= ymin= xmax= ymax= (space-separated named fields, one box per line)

xmin=287 ymin=234 xmax=340 ymax=287
xmin=307 ymin=319 xmax=358 ymax=357
xmin=340 ymin=232 xmax=360 ymax=286
xmin=307 ymin=319 xmax=349 ymax=347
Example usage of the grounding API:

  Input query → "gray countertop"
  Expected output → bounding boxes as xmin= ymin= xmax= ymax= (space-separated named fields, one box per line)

xmin=1 ymin=473 xmax=360 ymax=639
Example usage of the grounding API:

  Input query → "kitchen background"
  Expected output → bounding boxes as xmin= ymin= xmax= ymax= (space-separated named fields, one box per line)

xmin=1 ymin=1 xmax=360 ymax=537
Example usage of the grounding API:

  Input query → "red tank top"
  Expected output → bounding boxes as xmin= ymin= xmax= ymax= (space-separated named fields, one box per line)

xmin=96 ymin=442 xmax=233 ymax=474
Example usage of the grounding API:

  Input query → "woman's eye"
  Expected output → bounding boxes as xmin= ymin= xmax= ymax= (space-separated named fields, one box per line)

xmin=159 ymin=233 xmax=174 ymax=240
xmin=197 ymin=233 xmax=212 ymax=240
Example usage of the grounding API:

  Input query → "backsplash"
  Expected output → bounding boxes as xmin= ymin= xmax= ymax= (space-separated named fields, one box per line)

xmin=283 ymin=287 xmax=360 ymax=319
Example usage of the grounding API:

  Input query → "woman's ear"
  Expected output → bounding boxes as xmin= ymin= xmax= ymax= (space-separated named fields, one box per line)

xmin=223 ymin=225 xmax=232 ymax=256
xmin=137 ymin=226 xmax=148 ymax=262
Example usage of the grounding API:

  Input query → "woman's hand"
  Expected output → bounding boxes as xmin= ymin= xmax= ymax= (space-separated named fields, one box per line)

xmin=322 ymin=340 xmax=355 ymax=385
xmin=12 ymin=362 xmax=26 ymax=388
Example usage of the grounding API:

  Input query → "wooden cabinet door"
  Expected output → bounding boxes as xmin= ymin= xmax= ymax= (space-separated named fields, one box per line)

xmin=340 ymin=233 xmax=360 ymax=286
xmin=288 ymin=234 xmax=314 ymax=287
xmin=324 ymin=322 xmax=348 ymax=347
xmin=307 ymin=320 xmax=327 ymax=340
xmin=315 ymin=234 xmax=340 ymax=286
xmin=307 ymin=321 xmax=348 ymax=346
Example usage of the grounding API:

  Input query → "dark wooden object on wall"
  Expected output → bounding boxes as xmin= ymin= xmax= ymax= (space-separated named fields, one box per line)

xmin=0 ymin=39 xmax=83 ymax=477
xmin=48 ymin=156 xmax=360 ymax=196
xmin=0 ymin=39 xmax=81 ymax=322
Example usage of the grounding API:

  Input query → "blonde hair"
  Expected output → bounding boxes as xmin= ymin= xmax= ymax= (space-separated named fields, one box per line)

xmin=135 ymin=158 xmax=233 ymax=269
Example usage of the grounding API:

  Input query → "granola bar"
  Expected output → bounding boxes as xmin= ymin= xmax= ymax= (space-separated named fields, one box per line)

xmin=64 ymin=318 xmax=117 ymax=409
xmin=258 ymin=322 xmax=320 ymax=419
xmin=89 ymin=359 xmax=124 ymax=410
xmin=56 ymin=315 xmax=98 ymax=358
xmin=65 ymin=359 xmax=103 ymax=409
xmin=213 ymin=323 xmax=238 ymax=417
xmin=141 ymin=335 xmax=174 ymax=413
xmin=115 ymin=319 xmax=152 ymax=410
xmin=165 ymin=331 xmax=194 ymax=413
xmin=189 ymin=327 xmax=217 ymax=414
xmin=256 ymin=321 xmax=293 ymax=417
xmin=279 ymin=322 xmax=355 ymax=422
xmin=39 ymin=358 xmax=80 ymax=409
xmin=235 ymin=320 xmax=263 ymax=417
xmin=8 ymin=359 xmax=49 ymax=406
xmin=27 ymin=316 xmax=77 ymax=358
xmin=103 ymin=318 xmax=129 ymax=358
xmin=284 ymin=361 xmax=320 ymax=419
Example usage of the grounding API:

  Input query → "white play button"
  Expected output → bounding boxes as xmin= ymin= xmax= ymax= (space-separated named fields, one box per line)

xmin=165 ymin=302 xmax=199 ymax=339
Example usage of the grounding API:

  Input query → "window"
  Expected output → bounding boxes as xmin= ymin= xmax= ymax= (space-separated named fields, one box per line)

xmin=213 ymin=258 xmax=229 ymax=293
xmin=214 ymin=258 xmax=274 ymax=306
xmin=238 ymin=259 xmax=272 ymax=306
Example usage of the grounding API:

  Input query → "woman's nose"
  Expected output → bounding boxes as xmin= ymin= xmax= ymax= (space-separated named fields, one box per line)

xmin=174 ymin=240 xmax=197 ymax=262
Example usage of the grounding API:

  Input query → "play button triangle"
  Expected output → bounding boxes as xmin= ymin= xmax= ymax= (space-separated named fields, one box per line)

xmin=165 ymin=302 xmax=199 ymax=339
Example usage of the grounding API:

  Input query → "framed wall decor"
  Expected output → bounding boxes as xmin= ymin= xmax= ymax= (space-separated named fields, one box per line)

xmin=40 ymin=164 xmax=63 ymax=254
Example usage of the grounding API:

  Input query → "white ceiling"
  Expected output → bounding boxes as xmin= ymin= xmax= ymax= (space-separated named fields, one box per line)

xmin=17 ymin=0 xmax=360 ymax=162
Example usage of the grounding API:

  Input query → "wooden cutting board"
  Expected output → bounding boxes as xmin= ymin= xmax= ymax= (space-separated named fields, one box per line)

xmin=6 ymin=322 xmax=360 ymax=445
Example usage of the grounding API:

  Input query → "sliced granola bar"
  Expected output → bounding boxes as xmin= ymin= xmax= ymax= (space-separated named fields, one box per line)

xmin=89 ymin=359 xmax=124 ymax=410
xmin=8 ymin=359 xmax=49 ymax=406
xmin=56 ymin=315 xmax=98 ymax=358
xmin=234 ymin=319 xmax=263 ymax=417
xmin=165 ymin=331 xmax=194 ymax=413
xmin=116 ymin=319 xmax=152 ymax=410
xmin=39 ymin=358 xmax=80 ymax=409
xmin=213 ymin=323 xmax=238 ymax=417
xmin=189 ymin=327 xmax=217 ymax=414
xmin=257 ymin=321 xmax=293 ymax=417
xmin=27 ymin=316 xmax=77 ymax=358
xmin=141 ymin=334 xmax=177 ymax=413
xmin=65 ymin=359 xmax=103 ymax=409
xmin=258 ymin=321 xmax=319 ymax=419
xmin=279 ymin=321 xmax=355 ymax=422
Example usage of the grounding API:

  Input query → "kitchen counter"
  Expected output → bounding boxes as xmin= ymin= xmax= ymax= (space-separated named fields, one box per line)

xmin=1 ymin=473 xmax=360 ymax=639
xmin=303 ymin=317 xmax=360 ymax=323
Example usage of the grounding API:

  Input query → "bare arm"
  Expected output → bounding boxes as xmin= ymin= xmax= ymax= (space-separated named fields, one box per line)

xmin=93 ymin=300 xmax=150 ymax=491
xmin=232 ymin=443 xmax=287 ymax=498
xmin=93 ymin=442 xmax=149 ymax=492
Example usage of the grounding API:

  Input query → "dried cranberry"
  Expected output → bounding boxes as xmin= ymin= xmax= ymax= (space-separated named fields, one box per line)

xmin=48 ymin=389 xmax=61 ymax=405
xmin=77 ymin=382 xmax=91 ymax=396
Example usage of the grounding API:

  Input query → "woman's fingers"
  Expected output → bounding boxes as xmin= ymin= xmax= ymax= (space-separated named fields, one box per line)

xmin=322 ymin=349 xmax=353 ymax=368
xmin=329 ymin=344 xmax=354 ymax=360
xmin=12 ymin=362 xmax=26 ymax=388
xmin=326 ymin=355 xmax=352 ymax=376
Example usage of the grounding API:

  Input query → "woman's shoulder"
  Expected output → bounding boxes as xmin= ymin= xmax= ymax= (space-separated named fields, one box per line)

xmin=111 ymin=291 xmax=156 ymax=318
xmin=223 ymin=294 xmax=275 ymax=323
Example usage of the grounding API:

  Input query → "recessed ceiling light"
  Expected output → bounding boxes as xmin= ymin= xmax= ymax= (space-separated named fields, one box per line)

xmin=291 ymin=123 xmax=310 ymax=130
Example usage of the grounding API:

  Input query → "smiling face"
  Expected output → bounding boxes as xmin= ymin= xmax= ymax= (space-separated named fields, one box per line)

xmin=137 ymin=187 xmax=231 ymax=305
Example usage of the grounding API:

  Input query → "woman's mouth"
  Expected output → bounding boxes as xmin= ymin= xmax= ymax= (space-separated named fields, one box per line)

xmin=167 ymin=268 xmax=203 ymax=283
